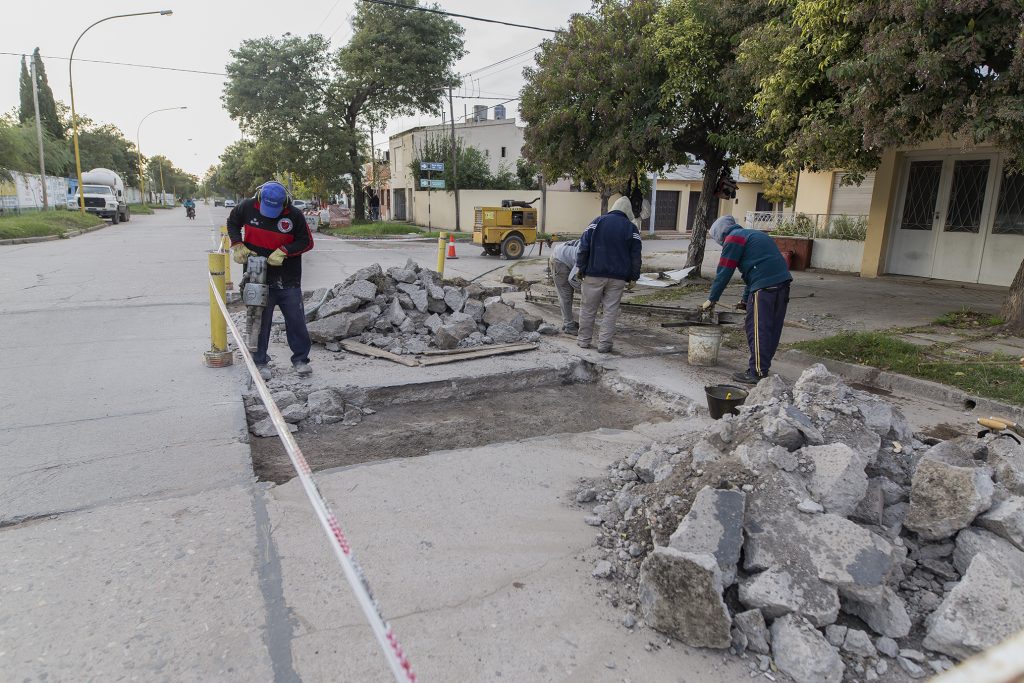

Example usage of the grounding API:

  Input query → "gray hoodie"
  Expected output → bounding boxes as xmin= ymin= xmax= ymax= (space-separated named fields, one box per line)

xmin=710 ymin=215 xmax=738 ymax=246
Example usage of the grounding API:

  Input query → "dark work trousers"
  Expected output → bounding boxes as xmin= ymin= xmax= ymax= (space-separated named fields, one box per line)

xmin=254 ymin=286 xmax=311 ymax=367
xmin=745 ymin=281 xmax=791 ymax=377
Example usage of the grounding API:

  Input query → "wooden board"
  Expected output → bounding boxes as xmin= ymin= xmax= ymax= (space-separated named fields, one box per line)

xmin=339 ymin=340 xmax=421 ymax=367
xmin=420 ymin=342 xmax=535 ymax=356
xmin=417 ymin=343 xmax=537 ymax=366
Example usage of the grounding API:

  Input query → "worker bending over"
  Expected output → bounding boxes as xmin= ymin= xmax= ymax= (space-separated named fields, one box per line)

xmin=228 ymin=181 xmax=315 ymax=380
xmin=549 ymin=238 xmax=582 ymax=334
xmin=576 ymin=196 xmax=643 ymax=353
xmin=701 ymin=215 xmax=792 ymax=385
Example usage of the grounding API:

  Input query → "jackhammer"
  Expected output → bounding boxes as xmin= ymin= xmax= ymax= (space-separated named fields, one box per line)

xmin=240 ymin=255 xmax=268 ymax=351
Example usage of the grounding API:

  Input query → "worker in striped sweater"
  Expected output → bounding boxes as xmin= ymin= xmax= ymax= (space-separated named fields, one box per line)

xmin=700 ymin=215 xmax=793 ymax=385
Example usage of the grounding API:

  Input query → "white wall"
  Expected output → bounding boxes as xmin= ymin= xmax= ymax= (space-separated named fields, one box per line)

xmin=390 ymin=119 xmax=526 ymax=189
xmin=0 ymin=171 xmax=69 ymax=209
xmin=810 ymin=238 xmax=865 ymax=272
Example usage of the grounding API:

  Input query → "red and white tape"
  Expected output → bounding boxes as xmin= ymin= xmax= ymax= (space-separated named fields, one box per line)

xmin=209 ymin=274 xmax=417 ymax=682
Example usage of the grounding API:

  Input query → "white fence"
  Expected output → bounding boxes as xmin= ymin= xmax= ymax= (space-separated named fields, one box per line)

xmin=0 ymin=171 xmax=69 ymax=212
xmin=744 ymin=211 xmax=868 ymax=241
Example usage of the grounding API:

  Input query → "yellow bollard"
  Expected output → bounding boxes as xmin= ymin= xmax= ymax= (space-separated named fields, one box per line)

xmin=204 ymin=251 xmax=234 ymax=368
xmin=220 ymin=227 xmax=234 ymax=291
xmin=436 ymin=231 xmax=447 ymax=277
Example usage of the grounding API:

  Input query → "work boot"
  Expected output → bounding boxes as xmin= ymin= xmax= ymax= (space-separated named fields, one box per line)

xmin=731 ymin=370 xmax=764 ymax=385
xmin=577 ymin=340 xmax=591 ymax=349
xmin=257 ymin=365 xmax=272 ymax=381
xmin=597 ymin=343 xmax=613 ymax=353
xmin=294 ymin=361 xmax=313 ymax=377
xmin=563 ymin=322 xmax=580 ymax=335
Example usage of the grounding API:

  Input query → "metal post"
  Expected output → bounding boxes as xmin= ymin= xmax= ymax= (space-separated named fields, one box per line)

xmin=436 ymin=231 xmax=447 ymax=276
xmin=427 ymin=170 xmax=432 ymax=231
xmin=204 ymin=251 xmax=233 ymax=367
xmin=220 ymin=226 xmax=234 ymax=291
xmin=29 ymin=58 xmax=48 ymax=210
xmin=648 ymin=172 xmax=658 ymax=235
xmin=539 ymin=173 xmax=546 ymax=233
xmin=159 ymin=160 xmax=165 ymax=206
xmin=449 ymin=86 xmax=460 ymax=232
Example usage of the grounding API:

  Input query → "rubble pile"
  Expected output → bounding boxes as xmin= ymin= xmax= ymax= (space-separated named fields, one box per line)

xmin=302 ymin=260 xmax=554 ymax=354
xmin=244 ymin=386 xmax=372 ymax=437
xmin=578 ymin=365 xmax=1024 ymax=683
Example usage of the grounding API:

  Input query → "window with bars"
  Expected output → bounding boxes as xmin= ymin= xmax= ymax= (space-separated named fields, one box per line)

xmin=900 ymin=160 xmax=943 ymax=230
xmin=944 ymin=159 xmax=990 ymax=233
xmin=994 ymin=172 xmax=1024 ymax=236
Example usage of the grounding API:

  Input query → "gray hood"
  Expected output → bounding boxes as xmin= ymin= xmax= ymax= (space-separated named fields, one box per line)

xmin=610 ymin=196 xmax=635 ymax=221
xmin=710 ymin=215 xmax=738 ymax=246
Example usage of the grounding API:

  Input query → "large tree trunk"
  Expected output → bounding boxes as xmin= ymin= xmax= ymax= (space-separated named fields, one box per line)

xmin=685 ymin=156 xmax=726 ymax=276
xmin=1002 ymin=257 xmax=1024 ymax=333
xmin=599 ymin=186 xmax=612 ymax=214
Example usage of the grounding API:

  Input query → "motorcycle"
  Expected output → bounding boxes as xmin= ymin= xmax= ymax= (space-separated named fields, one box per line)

xmin=186 ymin=205 xmax=196 ymax=220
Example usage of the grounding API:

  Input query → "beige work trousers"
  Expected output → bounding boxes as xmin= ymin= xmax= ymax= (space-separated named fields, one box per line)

xmin=577 ymin=276 xmax=626 ymax=347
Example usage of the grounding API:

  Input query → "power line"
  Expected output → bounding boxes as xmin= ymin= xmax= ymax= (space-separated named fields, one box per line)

xmin=356 ymin=0 xmax=558 ymax=33
xmin=0 ymin=51 xmax=226 ymax=77
xmin=461 ymin=45 xmax=541 ymax=77
xmin=316 ymin=0 xmax=344 ymax=30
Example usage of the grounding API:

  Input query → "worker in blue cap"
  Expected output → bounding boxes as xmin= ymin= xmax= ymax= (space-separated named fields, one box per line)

xmin=228 ymin=181 xmax=315 ymax=380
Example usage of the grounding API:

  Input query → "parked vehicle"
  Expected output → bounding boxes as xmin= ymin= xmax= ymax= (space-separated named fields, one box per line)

xmin=224 ymin=199 xmax=236 ymax=208
xmin=214 ymin=199 xmax=225 ymax=207
xmin=68 ymin=168 xmax=130 ymax=223
xmin=292 ymin=199 xmax=308 ymax=211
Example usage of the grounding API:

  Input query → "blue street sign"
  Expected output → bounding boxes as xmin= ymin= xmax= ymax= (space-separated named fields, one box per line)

xmin=419 ymin=161 xmax=445 ymax=172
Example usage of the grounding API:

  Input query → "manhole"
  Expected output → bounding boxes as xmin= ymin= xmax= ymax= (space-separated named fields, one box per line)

xmin=248 ymin=362 xmax=678 ymax=484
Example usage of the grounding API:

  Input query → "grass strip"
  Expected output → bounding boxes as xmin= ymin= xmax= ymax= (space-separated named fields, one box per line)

xmin=793 ymin=331 xmax=1023 ymax=406
xmin=0 ymin=211 xmax=103 ymax=240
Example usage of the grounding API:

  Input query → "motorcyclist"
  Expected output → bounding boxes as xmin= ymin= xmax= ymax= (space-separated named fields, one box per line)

xmin=184 ymin=197 xmax=196 ymax=219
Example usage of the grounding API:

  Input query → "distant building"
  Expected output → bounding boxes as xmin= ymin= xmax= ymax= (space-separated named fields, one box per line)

xmin=388 ymin=111 xmax=525 ymax=221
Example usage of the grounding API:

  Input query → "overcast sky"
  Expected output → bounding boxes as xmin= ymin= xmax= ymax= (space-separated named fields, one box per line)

xmin=0 ymin=0 xmax=590 ymax=179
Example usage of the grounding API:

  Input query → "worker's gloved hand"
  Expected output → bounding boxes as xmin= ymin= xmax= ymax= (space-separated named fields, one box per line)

xmin=266 ymin=248 xmax=287 ymax=266
xmin=232 ymin=243 xmax=252 ymax=265
xmin=625 ymin=281 xmax=636 ymax=291
xmin=735 ymin=300 xmax=747 ymax=311
xmin=700 ymin=299 xmax=716 ymax=312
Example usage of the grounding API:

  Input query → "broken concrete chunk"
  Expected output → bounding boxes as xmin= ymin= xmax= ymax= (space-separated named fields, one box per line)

xmin=802 ymin=443 xmax=869 ymax=517
xmin=923 ymin=552 xmax=1024 ymax=660
xmin=269 ymin=390 xmax=300 ymax=409
xmin=387 ymin=266 xmax=417 ymax=284
xmin=744 ymin=373 xmax=791 ymax=404
xmin=317 ymin=293 xmax=362 ymax=318
xmin=770 ymin=613 xmax=844 ymax=683
xmin=521 ymin=314 xmax=543 ymax=332
xmin=463 ymin=298 xmax=485 ymax=322
xmin=250 ymin=417 xmax=297 ymax=437
xmin=989 ymin=438 xmax=1024 ymax=495
xmin=839 ymin=584 xmax=911 ymax=639
xmin=732 ymin=609 xmax=771 ymax=655
xmin=975 ymin=495 xmax=1024 ymax=551
xmin=482 ymin=301 xmax=524 ymax=330
xmin=486 ymin=322 xmax=524 ymax=344
xmin=905 ymin=457 xmax=994 ymax=540
xmin=952 ymin=526 xmax=1024 ymax=574
xmin=340 ymin=279 xmax=378 ymax=302
xmin=739 ymin=566 xmax=840 ymax=627
xmin=851 ymin=477 xmax=886 ymax=525
xmin=638 ymin=547 xmax=732 ymax=649
xmin=842 ymin=628 xmax=877 ymax=658
xmin=668 ymin=486 xmax=745 ymax=586
xmin=876 ymin=636 xmax=898 ymax=658
xmin=443 ymin=286 xmax=468 ymax=312
xmin=386 ymin=298 xmax=406 ymax=327
xmin=279 ymin=403 xmax=309 ymax=423
xmin=307 ymin=310 xmax=372 ymax=342
xmin=634 ymin=449 xmax=670 ymax=484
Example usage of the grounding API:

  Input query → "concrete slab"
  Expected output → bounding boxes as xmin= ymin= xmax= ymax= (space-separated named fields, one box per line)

xmin=0 ymin=484 xmax=275 ymax=681
xmin=267 ymin=425 xmax=751 ymax=682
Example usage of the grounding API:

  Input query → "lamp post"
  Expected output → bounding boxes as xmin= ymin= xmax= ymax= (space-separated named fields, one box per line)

xmin=70 ymin=10 xmax=173 ymax=213
xmin=137 ymin=106 xmax=187 ymax=206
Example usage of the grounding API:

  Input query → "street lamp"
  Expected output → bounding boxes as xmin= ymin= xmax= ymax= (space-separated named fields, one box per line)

xmin=69 ymin=10 xmax=173 ymax=212
xmin=137 ymin=106 xmax=187 ymax=206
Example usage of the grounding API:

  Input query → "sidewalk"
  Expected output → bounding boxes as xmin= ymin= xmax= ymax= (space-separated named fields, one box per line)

xmin=0 ymin=207 xmax=277 ymax=679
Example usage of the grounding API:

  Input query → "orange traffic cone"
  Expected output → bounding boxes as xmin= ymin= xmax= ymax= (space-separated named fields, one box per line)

xmin=446 ymin=234 xmax=459 ymax=259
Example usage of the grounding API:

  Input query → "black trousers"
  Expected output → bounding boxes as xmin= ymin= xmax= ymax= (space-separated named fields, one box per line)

xmin=745 ymin=281 xmax=790 ymax=377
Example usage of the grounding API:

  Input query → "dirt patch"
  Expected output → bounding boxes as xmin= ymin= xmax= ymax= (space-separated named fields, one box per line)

xmin=920 ymin=422 xmax=967 ymax=441
xmin=251 ymin=381 xmax=672 ymax=484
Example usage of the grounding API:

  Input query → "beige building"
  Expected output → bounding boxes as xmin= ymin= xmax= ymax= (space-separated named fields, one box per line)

xmin=389 ymin=114 xmax=526 ymax=221
xmin=793 ymin=139 xmax=1024 ymax=286
xmin=647 ymin=164 xmax=768 ymax=233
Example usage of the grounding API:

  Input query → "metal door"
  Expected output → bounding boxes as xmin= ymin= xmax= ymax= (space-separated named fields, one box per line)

xmin=888 ymin=160 xmax=943 ymax=277
xmin=651 ymin=190 xmax=679 ymax=230
xmin=931 ymin=157 xmax=997 ymax=282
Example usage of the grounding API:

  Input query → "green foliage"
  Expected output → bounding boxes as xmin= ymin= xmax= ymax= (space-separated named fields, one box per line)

xmin=793 ymin=331 xmax=1024 ymax=406
xmin=0 ymin=210 xmax=101 ymax=240
xmin=516 ymin=158 xmax=540 ymax=190
xmin=520 ymin=0 xmax=670 ymax=199
xmin=826 ymin=214 xmax=867 ymax=241
xmin=18 ymin=56 xmax=32 ymax=126
xmin=146 ymin=155 xmax=198 ymax=198
xmin=75 ymin=123 xmax=140 ymax=187
xmin=127 ymin=203 xmax=155 ymax=215
xmin=490 ymin=162 xmax=518 ymax=191
xmin=739 ymin=162 xmax=796 ymax=204
xmin=408 ymin=135 xmax=491 ymax=190
xmin=773 ymin=214 xmax=816 ymax=238
xmin=934 ymin=308 xmax=1004 ymax=329
xmin=18 ymin=50 xmax=63 ymax=140
xmin=0 ymin=118 xmax=72 ymax=181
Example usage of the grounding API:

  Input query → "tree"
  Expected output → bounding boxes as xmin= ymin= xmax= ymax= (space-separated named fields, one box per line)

xmin=516 ymin=158 xmax=540 ymax=191
xmin=75 ymin=122 xmax=140 ymax=187
xmin=334 ymin=0 xmax=465 ymax=220
xmin=409 ymin=134 xmax=491 ymax=190
xmin=651 ymin=0 xmax=779 ymax=272
xmin=146 ymin=155 xmax=198 ymax=199
xmin=18 ymin=50 xmax=63 ymax=140
xmin=740 ymin=163 xmax=796 ymax=206
xmin=0 ymin=116 xmax=72 ymax=182
xmin=742 ymin=0 xmax=1024 ymax=331
xmin=18 ymin=56 xmax=32 ymax=126
xmin=214 ymin=139 xmax=279 ymax=198
xmin=520 ymin=0 xmax=671 ymax=214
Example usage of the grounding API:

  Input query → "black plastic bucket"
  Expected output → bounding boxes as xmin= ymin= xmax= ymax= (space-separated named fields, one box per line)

xmin=705 ymin=384 xmax=748 ymax=419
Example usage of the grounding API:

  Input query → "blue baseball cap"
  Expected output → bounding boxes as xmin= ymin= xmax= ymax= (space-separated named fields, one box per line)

xmin=258 ymin=182 xmax=287 ymax=218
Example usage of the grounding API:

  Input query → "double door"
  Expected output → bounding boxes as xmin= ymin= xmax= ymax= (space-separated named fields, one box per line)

xmin=888 ymin=154 xmax=998 ymax=282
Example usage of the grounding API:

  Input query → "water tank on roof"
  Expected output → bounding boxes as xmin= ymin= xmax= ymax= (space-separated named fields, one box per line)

xmin=473 ymin=105 xmax=487 ymax=122
xmin=494 ymin=104 xmax=506 ymax=120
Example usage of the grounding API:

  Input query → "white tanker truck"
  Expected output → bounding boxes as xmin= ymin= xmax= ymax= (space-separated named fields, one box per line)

xmin=68 ymin=168 xmax=130 ymax=223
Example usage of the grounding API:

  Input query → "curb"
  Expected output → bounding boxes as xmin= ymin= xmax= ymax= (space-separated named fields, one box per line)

xmin=782 ymin=349 xmax=1024 ymax=421
xmin=0 ymin=221 xmax=108 ymax=246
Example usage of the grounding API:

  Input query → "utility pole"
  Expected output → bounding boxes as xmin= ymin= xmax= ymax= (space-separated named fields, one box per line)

xmin=159 ymin=160 xmax=166 ymax=206
xmin=29 ymin=57 xmax=48 ymax=209
xmin=449 ymin=86 xmax=460 ymax=232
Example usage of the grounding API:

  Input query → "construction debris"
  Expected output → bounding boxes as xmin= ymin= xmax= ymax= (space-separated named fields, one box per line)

xmin=576 ymin=364 xmax=1024 ymax=679
xmin=301 ymin=261 xmax=541 ymax=354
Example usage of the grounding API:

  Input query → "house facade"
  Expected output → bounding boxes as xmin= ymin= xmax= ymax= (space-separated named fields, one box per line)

xmin=648 ymin=164 xmax=766 ymax=233
xmin=388 ymin=115 xmax=526 ymax=221
xmin=794 ymin=139 xmax=1024 ymax=287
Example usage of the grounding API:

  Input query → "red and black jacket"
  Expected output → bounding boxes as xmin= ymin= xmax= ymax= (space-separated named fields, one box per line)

xmin=227 ymin=198 xmax=313 ymax=288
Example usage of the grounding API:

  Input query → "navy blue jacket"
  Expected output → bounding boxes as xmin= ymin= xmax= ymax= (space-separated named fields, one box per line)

xmin=709 ymin=227 xmax=791 ymax=302
xmin=576 ymin=210 xmax=642 ymax=282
